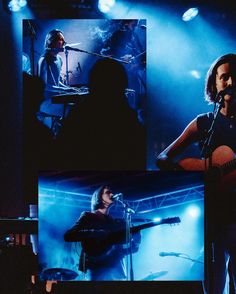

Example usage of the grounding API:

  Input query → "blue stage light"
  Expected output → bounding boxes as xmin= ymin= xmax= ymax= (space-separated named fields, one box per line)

xmin=98 ymin=0 xmax=115 ymax=13
xmin=8 ymin=0 xmax=27 ymax=12
xmin=190 ymin=70 xmax=201 ymax=79
xmin=187 ymin=205 xmax=200 ymax=218
xmin=182 ymin=7 xmax=199 ymax=22
xmin=153 ymin=217 xmax=161 ymax=222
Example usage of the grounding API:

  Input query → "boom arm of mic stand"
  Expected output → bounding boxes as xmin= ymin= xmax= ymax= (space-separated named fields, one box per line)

xmin=117 ymin=199 xmax=136 ymax=214
xmin=201 ymin=95 xmax=225 ymax=160
xmin=65 ymin=47 xmax=130 ymax=64
xmin=176 ymin=255 xmax=204 ymax=264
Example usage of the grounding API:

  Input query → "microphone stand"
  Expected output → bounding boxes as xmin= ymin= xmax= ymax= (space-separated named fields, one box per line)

xmin=170 ymin=253 xmax=205 ymax=293
xmin=64 ymin=46 xmax=129 ymax=85
xmin=201 ymin=92 xmax=225 ymax=294
xmin=65 ymin=48 xmax=69 ymax=85
xmin=172 ymin=254 xmax=204 ymax=264
xmin=201 ymin=93 xmax=225 ymax=160
xmin=117 ymin=198 xmax=135 ymax=281
xmin=64 ymin=46 xmax=130 ymax=64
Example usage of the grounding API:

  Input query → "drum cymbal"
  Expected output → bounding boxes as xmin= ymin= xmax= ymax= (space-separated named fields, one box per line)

xmin=41 ymin=268 xmax=78 ymax=281
xmin=141 ymin=270 xmax=168 ymax=281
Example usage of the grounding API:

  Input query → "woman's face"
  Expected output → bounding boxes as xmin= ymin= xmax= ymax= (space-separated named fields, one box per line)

xmin=215 ymin=62 xmax=235 ymax=102
xmin=101 ymin=187 xmax=114 ymax=207
xmin=54 ymin=32 xmax=65 ymax=49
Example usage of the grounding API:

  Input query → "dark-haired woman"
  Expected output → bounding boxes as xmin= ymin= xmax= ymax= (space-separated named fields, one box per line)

xmin=64 ymin=185 xmax=141 ymax=281
xmin=156 ymin=53 xmax=236 ymax=170
xmin=156 ymin=54 xmax=236 ymax=294
xmin=37 ymin=29 xmax=72 ymax=134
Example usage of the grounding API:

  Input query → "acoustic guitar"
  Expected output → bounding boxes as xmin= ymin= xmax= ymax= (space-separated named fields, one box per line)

xmin=178 ymin=145 xmax=236 ymax=188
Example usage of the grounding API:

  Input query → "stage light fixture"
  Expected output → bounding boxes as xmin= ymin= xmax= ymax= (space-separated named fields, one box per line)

xmin=153 ymin=217 xmax=161 ymax=222
xmin=182 ymin=7 xmax=198 ymax=22
xmin=190 ymin=70 xmax=201 ymax=79
xmin=7 ymin=0 xmax=27 ymax=12
xmin=98 ymin=0 xmax=115 ymax=13
xmin=187 ymin=205 xmax=200 ymax=218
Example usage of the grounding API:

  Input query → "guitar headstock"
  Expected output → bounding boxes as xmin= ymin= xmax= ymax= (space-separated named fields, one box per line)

xmin=161 ymin=217 xmax=181 ymax=225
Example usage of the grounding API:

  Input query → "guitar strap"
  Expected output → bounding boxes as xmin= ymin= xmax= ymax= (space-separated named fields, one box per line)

xmin=48 ymin=64 xmax=57 ymax=87
xmin=207 ymin=113 xmax=214 ymax=169
xmin=199 ymin=112 xmax=214 ymax=169
xmin=45 ymin=54 xmax=62 ymax=87
xmin=207 ymin=153 xmax=213 ymax=170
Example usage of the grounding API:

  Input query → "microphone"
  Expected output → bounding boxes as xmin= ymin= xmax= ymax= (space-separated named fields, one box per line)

xmin=159 ymin=252 xmax=182 ymax=257
xmin=216 ymin=86 xmax=236 ymax=107
xmin=218 ymin=86 xmax=236 ymax=97
xmin=64 ymin=46 xmax=81 ymax=52
xmin=111 ymin=193 xmax=123 ymax=200
xmin=45 ymin=47 xmax=64 ymax=53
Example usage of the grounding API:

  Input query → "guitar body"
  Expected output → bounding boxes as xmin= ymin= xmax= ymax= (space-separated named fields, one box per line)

xmin=178 ymin=145 xmax=235 ymax=171
xmin=178 ymin=145 xmax=236 ymax=189
xmin=178 ymin=157 xmax=205 ymax=171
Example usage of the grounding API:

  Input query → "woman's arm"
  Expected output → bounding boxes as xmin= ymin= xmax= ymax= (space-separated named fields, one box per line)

xmin=64 ymin=212 xmax=108 ymax=242
xmin=156 ymin=118 xmax=199 ymax=170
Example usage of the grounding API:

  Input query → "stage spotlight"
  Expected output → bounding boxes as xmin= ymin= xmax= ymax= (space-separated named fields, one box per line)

xmin=153 ymin=217 xmax=161 ymax=222
xmin=190 ymin=70 xmax=201 ymax=79
xmin=187 ymin=205 xmax=200 ymax=218
xmin=98 ymin=0 xmax=115 ymax=13
xmin=7 ymin=0 xmax=27 ymax=12
xmin=182 ymin=7 xmax=199 ymax=22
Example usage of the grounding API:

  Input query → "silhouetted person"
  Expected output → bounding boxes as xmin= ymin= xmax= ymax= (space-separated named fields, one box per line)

xmin=101 ymin=20 xmax=146 ymax=120
xmin=101 ymin=20 xmax=139 ymax=61
xmin=58 ymin=58 xmax=146 ymax=170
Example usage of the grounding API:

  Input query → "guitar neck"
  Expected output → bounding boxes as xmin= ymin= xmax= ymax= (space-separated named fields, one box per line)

xmin=130 ymin=217 xmax=181 ymax=233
